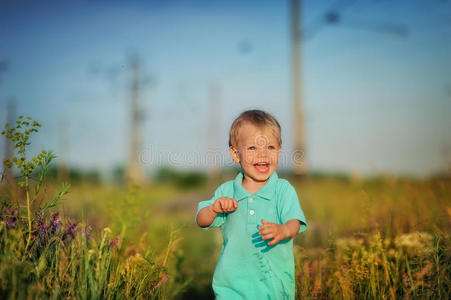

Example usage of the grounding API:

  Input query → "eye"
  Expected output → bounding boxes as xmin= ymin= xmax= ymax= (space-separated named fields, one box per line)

xmin=248 ymin=146 xmax=256 ymax=151
xmin=268 ymin=145 xmax=276 ymax=150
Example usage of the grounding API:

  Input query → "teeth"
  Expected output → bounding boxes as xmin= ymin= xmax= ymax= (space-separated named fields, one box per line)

xmin=256 ymin=163 xmax=268 ymax=165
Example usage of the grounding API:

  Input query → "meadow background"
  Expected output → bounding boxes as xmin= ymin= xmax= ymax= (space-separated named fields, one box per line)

xmin=1 ymin=0 xmax=450 ymax=299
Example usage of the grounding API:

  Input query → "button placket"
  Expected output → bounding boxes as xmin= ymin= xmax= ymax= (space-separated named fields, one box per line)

xmin=247 ymin=196 xmax=257 ymax=224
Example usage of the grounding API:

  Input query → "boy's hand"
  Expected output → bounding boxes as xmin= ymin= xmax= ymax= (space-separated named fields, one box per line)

xmin=210 ymin=197 xmax=238 ymax=213
xmin=258 ymin=219 xmax=291 ymax=246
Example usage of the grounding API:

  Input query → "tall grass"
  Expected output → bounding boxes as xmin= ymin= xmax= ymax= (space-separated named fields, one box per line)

xmin=0 ymin=117 xmax=176 ymax=299
xmin=1 ymin=116 xmax=449 ymax=299
xmin=295 ymin=230 xmax=450 ymax=299
xmin=292 ymin=176 xmax=450 ymax=299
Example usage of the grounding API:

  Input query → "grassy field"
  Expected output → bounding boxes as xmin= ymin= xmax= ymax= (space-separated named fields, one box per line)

xmin=0 ymin=117 xmax=450 ymax=299
xmin=3 ymin=172 xmax=448 ymax=299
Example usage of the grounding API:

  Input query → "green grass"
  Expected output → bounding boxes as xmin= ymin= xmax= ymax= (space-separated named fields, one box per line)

xmin=1 ymin=116 xmax=449 ymax=299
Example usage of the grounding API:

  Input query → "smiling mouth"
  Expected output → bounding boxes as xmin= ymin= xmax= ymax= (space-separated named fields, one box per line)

xmin=253 ymin=162 xmax=270 ymax=173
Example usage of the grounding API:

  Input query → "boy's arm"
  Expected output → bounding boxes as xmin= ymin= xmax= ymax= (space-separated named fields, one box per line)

xmin=281 ymin=219 xmax=301 ymax=239
xmin=258 ymin=219 xmax=300 ymax=246
xmin=196 ymin=197 xmax=238 ymax=228
xmin=196 ymin=205 xmax=219 ymax=228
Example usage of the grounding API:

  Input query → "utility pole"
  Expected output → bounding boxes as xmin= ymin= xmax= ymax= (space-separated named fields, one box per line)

xmin=291 ymin=0 xmax=307 ymax=176
xmin=289 ymin=0 xmax=407 ymax=176
xmin=126 ymin=54 xmax=147 ymax=184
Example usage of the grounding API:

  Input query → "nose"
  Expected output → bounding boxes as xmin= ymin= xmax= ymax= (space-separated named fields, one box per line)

xmin=256 ymin=147 xmax=268 ymax=158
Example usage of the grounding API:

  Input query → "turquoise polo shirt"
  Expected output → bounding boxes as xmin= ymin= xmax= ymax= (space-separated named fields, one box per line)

xmin=196 ymin=171 xmax=307 ymax=300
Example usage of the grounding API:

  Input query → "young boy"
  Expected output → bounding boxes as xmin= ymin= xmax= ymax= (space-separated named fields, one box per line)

xmin=196 ymin=109 xmax=307 ymax=299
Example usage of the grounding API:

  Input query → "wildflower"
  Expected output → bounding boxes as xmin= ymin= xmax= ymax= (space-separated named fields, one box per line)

xmin=5 ymin=207 xmax=18 ymax=228
xmin=49 ymin=213 xmax=60 ymax=233
xmin=109 ymin=235 xmax=120 ymax=249
xmin=62 ymin=218 xmax=78 ymax=241
xmin=38 ymin=220 xmax=48 ymax=239
xmin=86 ymin=224 xmax=92 ymax=240
xmin=88 ymin=249 xmax=96 ymax=260
xmin=394 ymin=232 xmax=434 ymax=257
xmin=104 ymin=227 xmax=112 ymax=234
xmin=65 ymin=218 xmax=78 ymax=234
xmin=66 ymin=218 xmax=77 ymax=235
xmin=6 ymin=217 xmax=16 ymax=228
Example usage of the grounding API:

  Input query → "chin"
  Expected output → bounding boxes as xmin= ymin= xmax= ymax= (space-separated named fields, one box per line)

xmin=253 ymin=170 xmax=274 ymax=182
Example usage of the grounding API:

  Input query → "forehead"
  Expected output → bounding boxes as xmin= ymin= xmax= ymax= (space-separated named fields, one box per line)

xmin=236 ymin=122 xmax=279 ymax=145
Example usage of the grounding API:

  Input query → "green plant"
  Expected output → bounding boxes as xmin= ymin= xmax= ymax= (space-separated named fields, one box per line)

xmin=0 ymin=116 xmax=177 ymax=299
xmin=1 ymin=115 xmax=69 ymax=255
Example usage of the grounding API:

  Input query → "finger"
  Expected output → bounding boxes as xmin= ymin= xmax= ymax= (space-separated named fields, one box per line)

xmin=223 ymin=200 xmax=227 ymax=211
xmin=219 ymin=200 xmax=225 ymax=212
xmin=258 ymin=223 xmax=274 ymax=231
xmin=213 ymin=202 xmax=221 ymax=213
xmin=258 ymin=225 xmax=269 ymax=231
xmin=259 ymin=227 xmax=275 ymax=235
xmin=261 ymin=219 xmax=268 ymax=224
xmin=261 ymin=233 xmax=274 ymax=240
xmin=259 ymin=228 xmax=273 ymax=236
xmin=233 ymin=199 xmax=238 ymax=209
xmin=268 ymin=237 xmax=280 ymax=246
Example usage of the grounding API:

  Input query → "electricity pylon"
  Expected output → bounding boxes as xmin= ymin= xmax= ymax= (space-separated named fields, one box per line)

xmin=289 ymin=0 xmax=408 ymax=176
xmin=290 ymin=0 xmax=306 ymax=176
xmin=126 ymin=54 xmax=147 ymax=184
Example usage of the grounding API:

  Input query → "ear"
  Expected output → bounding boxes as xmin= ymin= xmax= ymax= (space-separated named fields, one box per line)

xmin=229 ymin=146 xmax=240 ymax=163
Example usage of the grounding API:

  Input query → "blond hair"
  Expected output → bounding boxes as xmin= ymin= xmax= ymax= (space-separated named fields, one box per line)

xmin=228 ymin=109 xmax=281 ymax=148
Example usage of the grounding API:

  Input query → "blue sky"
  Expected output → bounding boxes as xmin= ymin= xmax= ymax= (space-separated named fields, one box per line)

xmin=0 ymin=0 xmax=450 ymax=178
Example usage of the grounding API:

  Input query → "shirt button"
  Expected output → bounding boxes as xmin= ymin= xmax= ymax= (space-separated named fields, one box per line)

xmin=249 ymin=210 xmax=255 ymax=215
xmin=249 ymin=198 xmax=253 ymax=202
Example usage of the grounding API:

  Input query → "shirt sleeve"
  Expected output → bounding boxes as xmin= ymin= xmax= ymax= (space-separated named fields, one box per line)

xmin=278 ymin=181 xmax=307 ymax=233
xmin=195 ymin=184 xmax=226 ymax=229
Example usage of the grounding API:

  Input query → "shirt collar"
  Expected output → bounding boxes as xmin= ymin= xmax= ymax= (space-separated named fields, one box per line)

xmin=233 ymin=170 xmax=278 ymax=201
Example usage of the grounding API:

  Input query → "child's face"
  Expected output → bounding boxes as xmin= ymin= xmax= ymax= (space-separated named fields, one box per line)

xmin=229 ymin=122 xmax=281 ymax=185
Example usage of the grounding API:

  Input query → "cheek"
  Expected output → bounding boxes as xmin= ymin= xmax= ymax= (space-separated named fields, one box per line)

xmin=270 ymin=152 xmax=280 ymax=164
xmin=244 ymin=153 xmax=254 ymax=164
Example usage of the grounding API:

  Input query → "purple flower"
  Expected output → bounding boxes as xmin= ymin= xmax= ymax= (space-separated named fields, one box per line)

xmin=86 ymin=225 xmax=92 ymax=240
xmin=38 ymin=220 xmax=48 ymax=239
xmin=62 ymin=218 xmax=78 ymax=242
xmin=65 ymin=218 xmax=78 ymax=235
xmin=6 ymin=217 xmax=16 ymax=228
xmin=49 ymin=213 xmax=60 ymax=233
xmin=109 ymin=235 xmax=120 ymax=249
xmin=3 ymin=207 xmax=18 ymax=228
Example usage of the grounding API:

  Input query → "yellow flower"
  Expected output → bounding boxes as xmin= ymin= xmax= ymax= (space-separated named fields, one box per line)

xmin=394 ymin=232 xmax=433 ymax=257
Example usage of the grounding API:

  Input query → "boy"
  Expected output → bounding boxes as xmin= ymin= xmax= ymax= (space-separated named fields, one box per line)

xmin=196 ymin=109 xmax=307 ymax=299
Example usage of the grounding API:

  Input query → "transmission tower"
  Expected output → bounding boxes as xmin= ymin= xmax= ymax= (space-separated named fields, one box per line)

xmin=291 ymin=0 xmax=306 ymax=176
xmin=289 ymin=0 xmax=408 ymax=176
xmin=126 ymin=54 xmax=147 ymax=184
